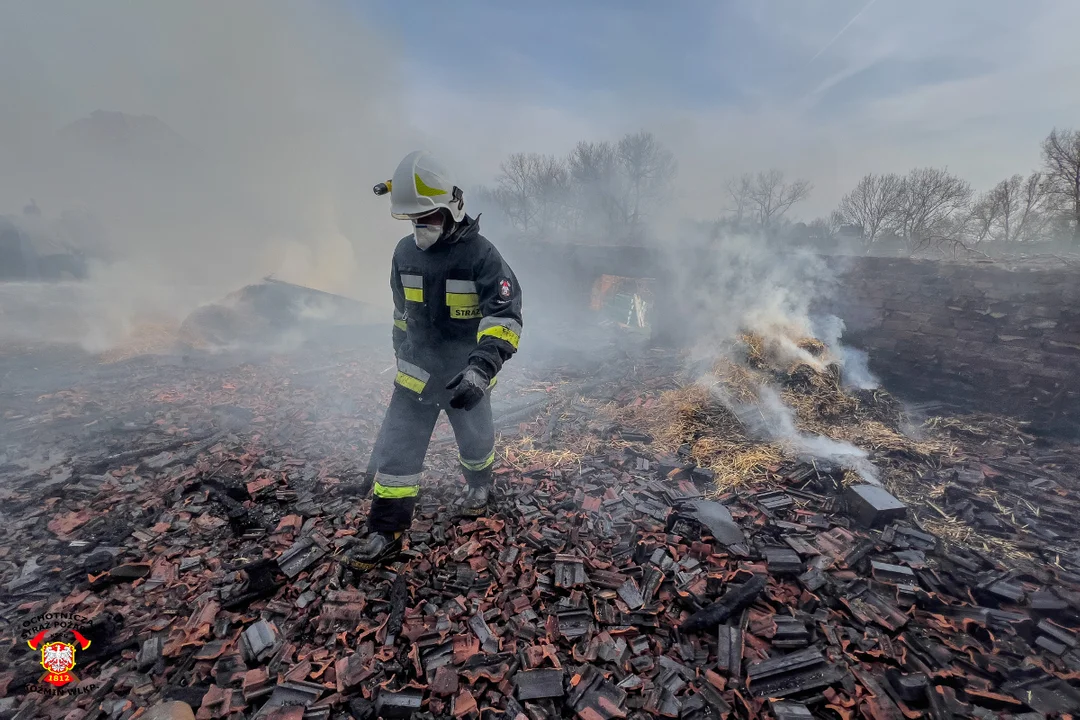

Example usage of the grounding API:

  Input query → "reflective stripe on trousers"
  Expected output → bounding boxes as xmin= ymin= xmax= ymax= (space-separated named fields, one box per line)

xmin=367 ymin=385 xmax=496 ymax=532
xmin=372 ymin=471 xmax=421 ymax=499
xmin=459 ymin=449 xmax=495 ymax=472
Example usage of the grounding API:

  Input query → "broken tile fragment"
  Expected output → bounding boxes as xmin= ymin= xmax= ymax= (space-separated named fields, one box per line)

xmin=142 ymin=702 xmax=196 ymax=720
xmin=845 ymin=485 xmax=907 ymax=527
xmin=241 ymin=620 xmax=281 ymax=664
xmin=516 ymin=669 xmax=565 ymax=701
xmin=137 ymin=636 xmax=164 ymax=671
xmin=871 ymin=560 xmax=917 ymax=584
xmin=746 ymin=646 xmax=847 ymax=698
xmin=432 ymin=666 xmax=460 ymax=696
xmin=771 ymin=701 xmax=813 ymax=720
xmin=764 ymin=547 xmax=803 ymax=575
xmin=375 ymin=688 xmax=424 ymax=718
xmin=553 ymin=554 xmax=588 ymax=588
xmin=276 ymin=536 xmax=326 ymax=578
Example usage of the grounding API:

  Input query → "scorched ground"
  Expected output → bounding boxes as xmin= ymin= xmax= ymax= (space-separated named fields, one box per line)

xmin=2 ymin=329 xmax=1080 ymax=720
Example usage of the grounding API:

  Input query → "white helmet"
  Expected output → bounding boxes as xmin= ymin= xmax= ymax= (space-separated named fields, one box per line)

xmin=388 ymin=150 xmax=465 ymax=223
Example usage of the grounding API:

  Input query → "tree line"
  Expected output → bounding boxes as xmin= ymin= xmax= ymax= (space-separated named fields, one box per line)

xmin=473 ymin=131 xmax=677 ymax=244
xmin=475 ymin=127 xmax=1080 ymax=254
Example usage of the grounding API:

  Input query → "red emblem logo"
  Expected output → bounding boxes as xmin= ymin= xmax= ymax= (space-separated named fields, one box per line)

xmin=29 ymin=629 xmax=91 ymax=688
xmin=498 ymin=279 xmax=512 ymax=300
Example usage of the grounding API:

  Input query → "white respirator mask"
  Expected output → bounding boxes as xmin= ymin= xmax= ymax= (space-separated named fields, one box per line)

xmin=412 ymin=221 xmax=442 ymax=251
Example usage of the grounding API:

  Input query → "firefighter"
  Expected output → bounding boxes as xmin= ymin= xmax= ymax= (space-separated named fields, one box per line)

xmin=346 ymin=151 xmax=523 ymax=571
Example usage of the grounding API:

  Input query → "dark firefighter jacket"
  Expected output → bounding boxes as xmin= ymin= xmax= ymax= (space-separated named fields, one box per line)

xmin=390 ymin=214 xmax=522 ymax=405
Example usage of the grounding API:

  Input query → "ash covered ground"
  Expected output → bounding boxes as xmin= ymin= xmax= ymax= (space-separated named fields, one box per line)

xmin=3 ymin=315 xmax=1080 ymax=720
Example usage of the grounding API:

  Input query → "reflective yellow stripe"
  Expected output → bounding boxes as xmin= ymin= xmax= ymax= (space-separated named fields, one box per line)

xmin=415 ymin=173 xmax=447 ymax=197
xmin=478 ymin=317 xmax=522 ymax=349
xmin=446 ymin=281 xmax=480 ymax=318
xmin=478 ymin=325 xmax=520 ymax=349
xmin=460 ymin=450 xmax=495 ymax=471
xmin=401 ymin=275 xmax=424 ymax=303
xmin=394 ymin=319 xmax=407 ymax=331
xmin=446 ymin=292 xmax=480 ymax=307
xmin=489 ymin=377 xmax=497 ymax=389
xmin=373 ymin=482 xmax=419 ymax=499
xmin=375 ymin=471 xmax=421 ymax=487
xmin=394 ymin=359 xmax=429 ymax=393
xmin=395 ymin=371 xmax=426 ymax=393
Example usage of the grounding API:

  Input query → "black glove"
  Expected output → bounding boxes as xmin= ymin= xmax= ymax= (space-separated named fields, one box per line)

xmin=445 ymin=366 xmax=489 ymax=411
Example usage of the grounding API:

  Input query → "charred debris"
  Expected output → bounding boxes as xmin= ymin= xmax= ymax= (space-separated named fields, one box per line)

xmin=1 ymin=328 xmax=1080 ymax=720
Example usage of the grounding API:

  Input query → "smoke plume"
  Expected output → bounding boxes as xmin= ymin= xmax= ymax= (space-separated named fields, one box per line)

xmin=811 ymin=313 xmax=881 ymax=390
xmin=0 ymin=0 xmax=421 ymax=351
xmin=662 ymin=228 xmax=881 ymax=481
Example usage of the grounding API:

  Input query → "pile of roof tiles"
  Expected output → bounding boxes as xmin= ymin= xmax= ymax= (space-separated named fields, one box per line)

xmin=2 ymin=341 xmax=1080 ymax=719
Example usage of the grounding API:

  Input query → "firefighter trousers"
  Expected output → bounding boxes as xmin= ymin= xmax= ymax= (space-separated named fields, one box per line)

xmin=366 ymin=385 xmax=495 ymax=533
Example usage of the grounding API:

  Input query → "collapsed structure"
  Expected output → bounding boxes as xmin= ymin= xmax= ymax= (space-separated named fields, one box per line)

xmin=0 ymin=252 xmax=1079 ymax=720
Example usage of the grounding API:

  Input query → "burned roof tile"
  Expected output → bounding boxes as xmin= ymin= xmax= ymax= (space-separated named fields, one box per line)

xmin=747 ymin=646 xmax=848 ymax=698
xmin=771 ymin=701 xmax=813 ymax=720
xmin=516 ymin=669 xmax=565 ymax=701
xmin=764 ymin=547 xmax=804 ymax=575
xmin=276 ymin=537 xmax=326 ymax=579
xmin=553 ymin=555 xmax=588 ymax=589
xmin=432 ymin=666 xmax=460 ymax=696
xmin=373 ymin=688 xmax=424 ymax=719
xmin=241 ymin=620 xmax=282 ymax=665
xmin=871 ymin=560 xmax=918 ymax=585
xmin=845 ymin=484 xmax=907 ymax=528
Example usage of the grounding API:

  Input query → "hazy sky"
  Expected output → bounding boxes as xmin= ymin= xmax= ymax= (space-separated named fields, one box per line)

xmin=364 ymin=0 xmax=1080 ymax=218
xmin=1 ymin=0 xmax=1078 ymax=288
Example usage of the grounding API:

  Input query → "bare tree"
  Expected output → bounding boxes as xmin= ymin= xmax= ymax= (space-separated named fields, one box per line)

xmin=491 ymin=153 xmax=534 ymax=233
xmin=835 ymin=173 xmax=903 ymax=251
xmin=727 ymin=170 xmax=812 ymax=231
xmin=566 ymin=140 xmax=618 ymax=185
xmin=528 ymin=154 xmax=571 ymax=236
xmin=490 ymin=152 xmax=569 ymax=237
xmin=893 ymin=167 xmax=973 ymax=253
xmin=725 ymin=175 xmax=754 ymax=227
xmin=965 ymin=190 xmax=997 ymax=246
xmin=562 ymin=132 xmax=677 ymax=242
xmin=1041 ymin=127 xmax=1080 ymax=243
xmin=804 ymin=210 xmax=845 ymax=247
xmin=970 ymin=172 xmax=1049 ymax=245
xmin=616 ymin=131 xmax=677 ymax=226
xmin=566 ymin=140 xmax=622 ymax=233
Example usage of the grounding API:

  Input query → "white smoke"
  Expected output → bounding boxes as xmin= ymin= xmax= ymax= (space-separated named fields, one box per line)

xmin=659 ymin=225 xmax=882 ymax=483
xmin=704 ymin=376 xmax=880 ymax=484
xmin=0 ymin=0 xmax=422 ymax=353
xmin=672 ymin=231 xmax=836 ymax=350
xmin=811 ymin=314 xmax=881 ymax=390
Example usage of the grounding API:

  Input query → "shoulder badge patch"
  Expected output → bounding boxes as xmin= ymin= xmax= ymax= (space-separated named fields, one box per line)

xmin=498 ymin=279 xmax=512 ymax=300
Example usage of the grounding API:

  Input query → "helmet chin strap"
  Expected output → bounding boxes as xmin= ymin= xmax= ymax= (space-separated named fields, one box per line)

xmin=436 ymin=209 xmax=459 ymax=243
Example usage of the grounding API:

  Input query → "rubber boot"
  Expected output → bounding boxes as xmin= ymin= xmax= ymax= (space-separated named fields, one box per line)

xmin=460 ymin=485 xmax=490 ymax=517
xmin=342 ymin=531 xmax=403 ymax=572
